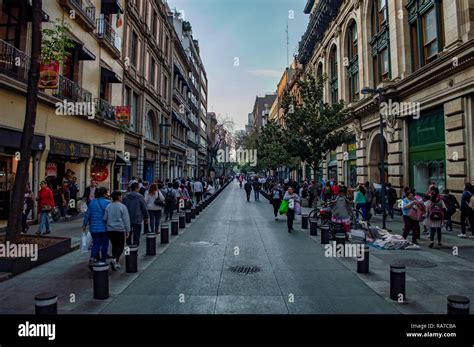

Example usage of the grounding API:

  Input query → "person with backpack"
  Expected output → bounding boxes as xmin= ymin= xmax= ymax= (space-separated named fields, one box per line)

xmin=271 ymin=184 xmax=283 ymax=220
xmin=144 ymin=183 xmax=165 ymax=234
xmin=103 ymin=191 xmax=131 ymax=270
xmin=386 ymin=183 xmax=398 ymax=219
xmin=459 ymin=183 xmax=474 ymax=238
xmin=163 ymin=182 xmax=178 ymax=221
xmin=82 ymin=187 xmax=110 ymax=268
xmin=252 ymin=179 xmax=261 ymax=201
xmin=244 ymin=180 xmax=252 ymax=202
xmin=401 ymin=190 xmax=423 ymax=244
xmin=283 ymin=187 xmax=301 ymax=233
xmin=425 ymin=191 xmax=446 ymax=248
xmin=123 ymin=183 xmax=149 ymax=246
xmin=442 ymin=189 xmax=460 ymax=231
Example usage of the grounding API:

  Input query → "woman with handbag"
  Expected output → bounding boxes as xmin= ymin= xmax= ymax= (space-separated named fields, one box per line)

xmin=144 ymin=183 xmax=165 ymax=234
xmin=36 ymin=181 xmax=55 ymax=235
xmin=401 ymin=191 xmax=423 ymax=244
xmin=271 ymin=184 xmax=283 ymax=220
xmin=283 ymin=187 xmax=301 ymax=233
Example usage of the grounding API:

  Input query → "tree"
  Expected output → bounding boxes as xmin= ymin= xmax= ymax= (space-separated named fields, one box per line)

xmin=281 ymin=72 xmax=352 ymax=180
xmin=6 ymin=0 xmax=43 ymax=243
xmin=207 ymin=116 xmax=234 ymax=176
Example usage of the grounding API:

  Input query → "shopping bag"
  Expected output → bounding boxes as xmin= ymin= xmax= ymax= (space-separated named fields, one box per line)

xmin=81 ymin=231 xmax=92 ymax=253
xmin=279 ymin=200 xmax=289 ymax=215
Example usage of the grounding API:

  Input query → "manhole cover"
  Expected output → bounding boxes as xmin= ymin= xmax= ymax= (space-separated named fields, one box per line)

xmin=392 ymin=259 xmax=437 ymax=268
xmin=181 ymin=241 xmax=219 ymax=247
xmin=229 ymin=265 xmax=261 ymax=275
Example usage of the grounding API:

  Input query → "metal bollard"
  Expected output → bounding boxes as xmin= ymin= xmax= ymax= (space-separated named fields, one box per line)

xmin=171 ymin=219 xmax=179 ymax=235
xmin=191 ymin=207 xmax=196 ymax=219
xmin=161 ymin=224 xmax=170 ymax=244
xmin=195 ymin=204 xmax=200 ymax=216
xmin=302 ymin=214 xmax=308 ymax=229
xmin=125 ymin=245 xmax=138 ymax=273
xmin=390 ymin=264 xmax=406 ymax=301
xmin=179 ymin=213 xmax=186 ymax=229
xmin=185 ymin=210 xmax=192 ymax=223
xmin=93 ymin=262 xmax=109 ymax=300
xmin=35 ymin=292 xmax=57 ymax=314
xmin=447 ymin=295 xmax=470 ymax=314
xmin=309 ymin=220 xmax=318 ymax=236
xmin=357 ymin=244 xmax=369 ymax=274
xmin=335 ymin=233 xmax=345 ymax=247
xmin=146 ymin=233 xmax=156 ymax=256
xmin=321 ymin=226 xmax=330 ymax=244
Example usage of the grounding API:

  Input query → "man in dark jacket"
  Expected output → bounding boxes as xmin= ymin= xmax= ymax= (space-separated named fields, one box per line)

xmin=244 ymin=181 xmax=252 ymax=202
xmin=442 ymin=189 xmax=460 ymax=231
xmin=123 ymin=182 xmax=149 ymax=246
xmin=83 ymin=180 xmax=99 ymax=206
xmin=252 ymin=179 xmax=261 ymax=201
xmin=459 ymin=183 xmax=474 ymax=238
xmin=386 ymin=183 xmax=398 ymax=219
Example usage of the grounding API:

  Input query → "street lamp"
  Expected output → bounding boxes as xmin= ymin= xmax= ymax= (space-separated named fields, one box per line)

xmin=361 ymin=87 xmax=387 ymax=229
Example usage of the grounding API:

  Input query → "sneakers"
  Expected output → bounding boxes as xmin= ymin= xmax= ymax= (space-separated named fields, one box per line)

xmin=88 ymin=259 xmax=94 ymax=271
xmin=458 ymin=233 xmax=467 ymax=238
xmin=115 ymin=261 xmax=121 ymax=270
xmin=110 ymin=259 xmax=117 ymax=271
xmin=429 ymin=242 xmax=434 ymax=248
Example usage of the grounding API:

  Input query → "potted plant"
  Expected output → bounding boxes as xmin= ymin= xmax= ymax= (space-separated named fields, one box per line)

xmin=39 ymin=18 xmax=75 ymax=89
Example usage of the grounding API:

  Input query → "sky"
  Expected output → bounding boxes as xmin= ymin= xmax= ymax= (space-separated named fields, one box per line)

xmin=168 ymin=0 xmax=309 ymax=131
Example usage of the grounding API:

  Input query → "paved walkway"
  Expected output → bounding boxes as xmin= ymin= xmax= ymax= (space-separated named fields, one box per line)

xmin=0 ymin=182 xmax=472 ymax=314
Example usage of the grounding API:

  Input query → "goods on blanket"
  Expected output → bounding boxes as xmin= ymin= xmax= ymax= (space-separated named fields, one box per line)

xmin=350 ymin=228 xmax=366 ymax=243
xmin=370 ymin=232 xmax=421 ymax=250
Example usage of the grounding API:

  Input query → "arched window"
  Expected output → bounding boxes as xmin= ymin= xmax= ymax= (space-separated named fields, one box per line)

xmin=145 ymin=111 xmax=156 ymax=141
xmin=329 ymin=46 xmax=338 ymax=104
xmin=408 ymin=0 xmax=444 ymax=71
xmin=370 ymin=0 xmax=390 ymax=87
xmin=316 ymin=62 xmax=323 ymax=81
xmin=346 ymin=20 xmax=359 ymax=102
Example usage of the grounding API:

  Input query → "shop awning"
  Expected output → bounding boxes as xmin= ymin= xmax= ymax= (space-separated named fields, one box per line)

xmin=101 ymin=66 xmax=122 ymax=83
xmin=328 ymin=160 xmax=337 ymax=167
xmin=115 ymin=153 xmax=129 ymax=166
xmin=0 ymin=127 xmax=45 ymax=151
xmin=101 ymin=0 xmax=123 ymax=14
xmin=172 ymin=110 xmax=191 ymax=130
xmin=76 ymin=42 xmax=96 ymax=61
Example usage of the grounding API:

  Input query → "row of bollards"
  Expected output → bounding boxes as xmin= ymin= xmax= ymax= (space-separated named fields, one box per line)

xmin=34 ymin=181 xmax=232 ymax=313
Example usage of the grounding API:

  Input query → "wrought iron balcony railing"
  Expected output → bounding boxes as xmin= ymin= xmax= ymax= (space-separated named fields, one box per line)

xmin=53 ymin=75 xmax=93 ymax=103
xmin=0 ymin=39 xmax=30 ymax=83
xmin=96 ymin=98 xmax=116 ymax=120
xmin=59 ymin=0 xmax=96 ymax=30
xmin=96 ymin=18 xmax=121 ymax=55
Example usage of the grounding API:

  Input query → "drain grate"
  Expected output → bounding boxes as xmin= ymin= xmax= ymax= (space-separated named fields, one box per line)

xmin=392 ymin=258 xmax=437 ymax=268
xmin=181 ymin=241 xmax=219 ymax=247
xmin=229 ymin=265 xmax=261 ymax=275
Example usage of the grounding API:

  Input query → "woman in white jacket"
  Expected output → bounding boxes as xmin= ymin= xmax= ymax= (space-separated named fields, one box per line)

xmin=144 ymin=183 xmax=165 ymax=234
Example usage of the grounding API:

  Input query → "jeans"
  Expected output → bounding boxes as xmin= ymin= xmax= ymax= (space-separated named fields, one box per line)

xmin=445 ymin=210 xmax=455 ymax=230
xmin=254 ymin=190 xmax=260 ymax=201
xmin=272 ymin=199 xmax=281 ymax=217
xmin=356 ymin=203 xmax=367 ymax=221
xmin=387 ymin=201 xmax=395 ymax=219
xmin=148 ymin=210 xmax=162 ymax=233
xmin=165 ymin=205 xmax=174 ymax=221
xmin=91 ymin=232 xmax=109 ymax=262
xmin=402 ymin=215 xmax=420 ymax=243
xmin=430 ymin=227 xmax=442 ymax=243
xmin=59 ymin=204 xmax=67 ymax=218
xmin=38 ymin=212 xmax=50 ymax=234
xmin=460 ymin=209 xmax=474 ymax=235
xmin=246 ymin=191 xmax=251 ymax=201
xmin=287 ymin=208 xmax=295 ymax=231
xmin=195 ymin=192 xmax=202 ymax=204
xmin=22 ymin=208 xmax=31 ymax=232
xmin=107 ymin=231 xmax=125 ymax=261
xmin=127 ymin=223 xmax=142 ymax=246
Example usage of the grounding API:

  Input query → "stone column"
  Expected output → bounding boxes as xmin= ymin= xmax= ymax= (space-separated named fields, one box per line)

xmin=336 ymin=145 xmax=344 ymax=185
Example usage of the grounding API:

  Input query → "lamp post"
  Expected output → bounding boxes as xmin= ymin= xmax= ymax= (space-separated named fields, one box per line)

xmin=361 ymin=87 xmax=387 ymax=229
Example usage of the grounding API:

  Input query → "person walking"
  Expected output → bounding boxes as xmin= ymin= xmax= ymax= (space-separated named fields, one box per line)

xmin=58 ymin=180 xmax=71 ymax=220
xmin=22 ymin=183 xmax=34 ymax=233
xmin=309 ymin=180 xmax=317 ymax=208
xmin=123 ymin=182 xmax=149 ymax=246
xmin=83 ymin=180 xmax=99 ymax=206
xmin=442 ymin=189 xmax=460 ymax=232
xmin=401 ymin=191 xmax=423 ymax=244
xmin=283 ymin=187 xmax=301 ymax=233
xmin=204 ymin=182 xmax=216 ymax=199
xmin=68 ymin=177 xmax=79 ymax=215
xmin=252 ymin=179 xmax=261 ymax=201
xmin=144 ymin=183 xmax=165 ymax=234
xmin=354 ymin=185 xmax=367 ymax=221
xmin=365 ymin=182 xmax=374 ymax=217
xmin=331 ymin=186 xmax=353 ymax=235
xmin=82 ymin=187 xmax=110 ymax=268
xmin=271 ymin=184 xmax=283 ymax=220
xmin=244 ymin=180 xmax=252 ymax=202
xmin=193 ymin=179 xmax=204 ymax=204
xmin=386 ymin=183 xmax=398 ymax=219
xmin=162 ymin=182 xmax=178 ymax=221
xmin=139 ymin=181 xmax=149 ymax=196
xmin=322 ymin=181 xmax=332 ymax=201
xmin=458 ymin=183 xmax=474 ymax=238
xmin=425 ymin=191 xmax=446 ymax=248
xmin=36 ymin=181 xmax=55 ymax=235
xmin=104 ymin=191 xmax=131 ymax=270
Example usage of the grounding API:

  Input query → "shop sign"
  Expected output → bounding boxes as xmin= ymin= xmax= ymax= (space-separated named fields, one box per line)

xmin=46 ymin=162 xmax=57 ymax=177
xmin=49 ymin=137 xmax=90 ymax=158
xmin=94 ymin=146 xmax=115 ymax=161
xmin=115 ymin=106 xmax=130 ymax=125
xmin=39 ymin=61 xmax=60 ymax=89
xmin=91 ymin=164 xmax=109 ymax=182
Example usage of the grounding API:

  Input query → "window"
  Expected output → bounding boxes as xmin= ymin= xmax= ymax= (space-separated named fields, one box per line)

xmin=149 ymin=57 xmax=156 ymax=87
xmin=131 ymin=30 xmax=138 ymax=67
xmin=164 ymin=35 xmax=169 ymax=58
xmin=152 ymin=11 xmax=157 ymax=37
xmin=370 ymin=0 xmax=390 ymax=87
xmin=163 ymin=74 xmax=168 ymax=100
xmin=0 ymin=0 xmax=26 ymax=49
xmin=408 ymin=0 xmax=444 ymax=71
xmin=346 ymin=21 xmax=359 ymax=102
xmin=145 ymin=111 xmax=155 ymax=141
xmin=130 ymin=91 xmax=138 ymax=132
xmin=329 ymin=46 xmax=338 ymax=104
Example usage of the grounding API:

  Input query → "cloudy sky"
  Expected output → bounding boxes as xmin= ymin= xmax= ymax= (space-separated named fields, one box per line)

xmin=168 ymin=0 xmax=309 ymax=130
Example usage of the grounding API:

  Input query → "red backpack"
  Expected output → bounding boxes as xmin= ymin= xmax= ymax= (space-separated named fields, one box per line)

xmin=429 ymin=201 xmax=444 ymax=221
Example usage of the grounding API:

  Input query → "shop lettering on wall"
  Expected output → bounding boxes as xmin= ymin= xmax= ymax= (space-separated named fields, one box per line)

xmin=50 ymin=138 xmax=90 ymax=158
xmin=94 ymin=147 xmax=115 ymax=161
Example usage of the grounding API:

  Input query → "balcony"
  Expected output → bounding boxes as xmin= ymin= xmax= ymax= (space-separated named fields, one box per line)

xmin=95 ymin=98 xmax=116 ymax=120
xmin=59 ymin=0 xmax=96 ymax=32
xmin=171 ymin=137 xmax=188 ymax=151
xmin=53 ymin=75 xmax=93 ymax=103
xmin=0 ymin=39 xmax=30 ymax=83
xmin=96 ymin=18 xmax=121 ymax=58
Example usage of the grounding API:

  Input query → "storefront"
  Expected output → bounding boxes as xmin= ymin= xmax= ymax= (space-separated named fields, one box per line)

xmin=122 ymin=142 xmax=138 ymax=190
xmin=346 ymin=140 xmax=357 ymax=188
xmin=46 ymin=137 xmax=90 ymax=207
xmin=0 ymin=127 xmax=45 ymax=221
xmin=92 ymin=146 xmax=116 ymax=190
xmin=144 ymin=149 xmax=157 ymax=183
xmin=409 ymin=107 xmax=446 ymax=192
xmin=327 ymin=149 xmax=337 ymax=181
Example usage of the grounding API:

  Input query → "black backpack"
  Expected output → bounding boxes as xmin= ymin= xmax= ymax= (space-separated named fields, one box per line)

xmin=164 ymin=189 xmax=175 ymax=206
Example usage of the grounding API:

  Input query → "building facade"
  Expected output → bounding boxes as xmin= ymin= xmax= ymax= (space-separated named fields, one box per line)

xmin=0 ymin=0 xmax=126 ymax=222
xmin=297 ymin=0 xmax=474 ymax=214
